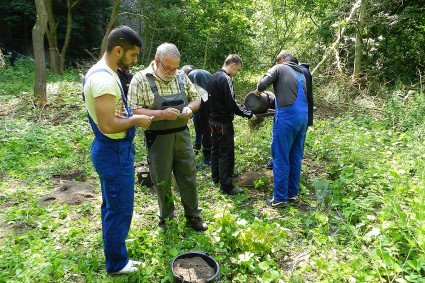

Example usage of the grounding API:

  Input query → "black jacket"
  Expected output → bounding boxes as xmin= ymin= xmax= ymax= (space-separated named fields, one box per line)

xmin=208 ymin=69 xmax=253 ymax=123
xmin=117 ymin=68 xmax=133 ymax=98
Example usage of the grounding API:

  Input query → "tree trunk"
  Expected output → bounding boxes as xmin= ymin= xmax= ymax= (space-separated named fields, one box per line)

xmin=353 ymin=0 xmax=368 ymax=81
xmin=100 ymin=0 xmax=122 ymax=57
xmin=44 ymin=0 xmax=60 ymax=74
xmin=32 ymin=0 xmax=48 ymax=104
xmin=0 ymin=49 xmax=6 ymax=69
xmin=312 ymin=0 xmax=362 ymax=75
xmin=59 ymin=0 xmax=83 ymax=73
xmin=147 ymin=35 xmax=153 ymax=63
xmin=335 ymin=29 xmax=343 ymax=73
xmin=203 ymin=36 xmax=209 ymax=69
xmin=45 ymin=0 xmax=61 ymax=73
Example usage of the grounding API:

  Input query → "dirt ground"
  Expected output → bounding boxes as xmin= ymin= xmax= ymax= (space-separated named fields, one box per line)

xmin=39 ymin=179 xmax=96 ymax=206
xmin=173 ymin=256 xmax=215 ymax=283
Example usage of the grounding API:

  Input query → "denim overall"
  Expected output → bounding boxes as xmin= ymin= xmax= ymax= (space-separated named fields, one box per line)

xmin=84 ymin=69 xmax=135 ymax=273
xmin=272 ymin=67 xmax=308 ymax=201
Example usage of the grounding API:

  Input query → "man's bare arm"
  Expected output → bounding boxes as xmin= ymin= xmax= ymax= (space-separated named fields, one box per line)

xmin=95 ymin=94 xmax=151 ymax=134
xmin=133 ymin=107 xmax=180 ymax=121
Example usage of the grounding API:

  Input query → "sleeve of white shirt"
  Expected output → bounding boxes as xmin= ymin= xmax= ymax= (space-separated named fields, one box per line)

xmin=194 ymin=83 xmax=208 ymax=102
xmin=89 ymin=72 xmax=118 ymax=98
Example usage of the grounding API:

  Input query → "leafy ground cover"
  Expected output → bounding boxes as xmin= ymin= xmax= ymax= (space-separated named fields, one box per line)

xmin=0 ymin=63 xmax=424 ymax=282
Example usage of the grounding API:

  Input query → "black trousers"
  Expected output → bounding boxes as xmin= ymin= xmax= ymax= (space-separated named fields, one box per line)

xmin=210 ymin=121 xmax=234 ymax=191
xmin=193 ymin=101 xmax=212 ymax=161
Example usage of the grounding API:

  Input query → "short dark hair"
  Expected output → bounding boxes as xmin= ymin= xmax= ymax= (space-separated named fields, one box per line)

xmin=224 ymin=54 xmax=242 ymax=67
xmin=276 ymin=51 xmax=298 ymax=64
xmin=181 ymin=65 xmax=195 ymax=75
xmin=106 ymin=26 xmax=143 ymax=53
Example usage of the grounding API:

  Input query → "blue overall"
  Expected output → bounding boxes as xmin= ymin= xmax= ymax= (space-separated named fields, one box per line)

xmin=84 ymin=69 xmax=136 ymax=273
xmin=272 ymin=68 xmax=308 ymax=201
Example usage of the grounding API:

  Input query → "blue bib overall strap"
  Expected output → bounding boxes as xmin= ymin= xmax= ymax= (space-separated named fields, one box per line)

xmin=83 ymin=68 xmax=136 ymax=273
xmin=272 ymin=67 xmax=308 ymax=202
xmin=83 ymin=68 xmax=136 ymax=142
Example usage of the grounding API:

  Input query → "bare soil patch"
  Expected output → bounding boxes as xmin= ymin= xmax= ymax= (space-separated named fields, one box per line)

xmin=0 ymin=216 xmax=11 ymax=244
xmin=237 ymin=167 xmax=273 ymax=189
xmin=52 ymin=170 xmax=86 ymax=181
xmin=39 ymin=180 xmax=95 ymax=206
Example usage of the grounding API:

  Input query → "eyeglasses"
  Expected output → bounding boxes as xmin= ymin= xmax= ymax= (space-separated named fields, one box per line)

xmin=158 ymin=59 xmax=177 ymax=74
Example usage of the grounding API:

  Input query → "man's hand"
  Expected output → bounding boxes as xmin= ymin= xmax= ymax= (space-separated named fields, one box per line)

xmin=133 ymin=115 xmax=153 ymax=129
xmin=265 ymin=91 xmax=275 ymax=100
xmin=253 ymin=89 xmax=261 ymax=96
xmin=161 ymin=108 xmax=181 ymax=120
xmin=179 ymin=106 xmax=193 ymax=122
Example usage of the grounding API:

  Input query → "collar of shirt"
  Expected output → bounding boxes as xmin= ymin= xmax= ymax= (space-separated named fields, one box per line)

xmin=142 ymin=61 xmax=157 ymax=77
xmin=220 ymin=68 xmax=230 ymax=76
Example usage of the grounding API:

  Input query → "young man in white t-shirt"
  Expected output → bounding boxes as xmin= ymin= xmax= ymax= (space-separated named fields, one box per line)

xmin=83 ymin=26 xmax=151 ymax=275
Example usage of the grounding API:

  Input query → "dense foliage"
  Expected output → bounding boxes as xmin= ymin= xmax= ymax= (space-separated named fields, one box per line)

xmin=0 ymin=0 xmax=424 ymax=281
xmin=2 ymin=0 xmax=424 ymax=82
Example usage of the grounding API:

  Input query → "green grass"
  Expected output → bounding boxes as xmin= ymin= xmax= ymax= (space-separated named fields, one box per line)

xmin=0 ymin=62 xmax=424 ymax=282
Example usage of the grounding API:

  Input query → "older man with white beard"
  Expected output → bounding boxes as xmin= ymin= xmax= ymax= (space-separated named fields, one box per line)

xmin=128 ymin=43 xmax=208 ymax=232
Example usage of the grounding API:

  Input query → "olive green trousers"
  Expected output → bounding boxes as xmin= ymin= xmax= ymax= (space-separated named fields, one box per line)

xmin=147 ymin=129 xmax=200 ymax=219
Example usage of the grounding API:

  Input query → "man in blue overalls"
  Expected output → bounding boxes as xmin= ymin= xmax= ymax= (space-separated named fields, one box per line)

xmin=128 ymin=43 xmax=208 ymax=232
xmin=255 ymin=51 xmax=309 ymax=207
xmin=83 ymin=26 xmax=152 ymax=274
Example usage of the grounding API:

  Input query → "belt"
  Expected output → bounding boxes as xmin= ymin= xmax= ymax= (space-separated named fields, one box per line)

xmin=145 ymin=125 xmax=187 ymax=136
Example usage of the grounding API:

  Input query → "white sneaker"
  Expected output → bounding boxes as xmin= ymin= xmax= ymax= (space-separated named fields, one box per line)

xmin=110 ymin=260 xmax=141 ymax=275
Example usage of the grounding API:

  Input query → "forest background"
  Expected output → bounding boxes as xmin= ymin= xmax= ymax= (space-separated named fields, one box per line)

xmin=0 ymin=0 xmax=424 ymax=282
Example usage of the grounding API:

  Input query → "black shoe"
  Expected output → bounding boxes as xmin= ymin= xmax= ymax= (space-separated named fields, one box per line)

xmin=222 ymin=188 xmax=244 ymax=195
xmin=265 ymin=198 xmax=288 ymax=208
xmin=288 ymin=196 xmax=298 ymax=202
xmin=158 ymin=220 xmax=167 ymax=232
xmin=265 ymin=160 xmax=273 ymax=170
xmin=194 ymin=144 xmax=201 ymax=154
xmin=158 ymin=217 xmax=173 ymax=232
xmin=186 ymin=216 xmax=208 ymax=232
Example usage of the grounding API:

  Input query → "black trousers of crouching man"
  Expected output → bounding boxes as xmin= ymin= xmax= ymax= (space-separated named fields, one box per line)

xmin=210 ymin=121 xmax=235 ymax=192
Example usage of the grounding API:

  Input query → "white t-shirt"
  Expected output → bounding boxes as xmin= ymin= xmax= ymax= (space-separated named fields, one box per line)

xmin=83 ymin=59 xmax=128 ymax=139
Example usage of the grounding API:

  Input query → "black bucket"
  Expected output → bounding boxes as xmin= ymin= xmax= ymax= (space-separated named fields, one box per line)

xmin=171 ymin=251 xmax=219 ymax=283
xmin=244 ymin=91 xmax=270 ymax=114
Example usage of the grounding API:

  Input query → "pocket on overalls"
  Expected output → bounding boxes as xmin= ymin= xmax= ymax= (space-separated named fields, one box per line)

xmin=119 ymin=142 xmax=133 ymax=166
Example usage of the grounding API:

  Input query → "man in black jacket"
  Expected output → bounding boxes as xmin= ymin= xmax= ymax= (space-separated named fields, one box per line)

xmin=208 ymin=54 xmax=256 ymax=195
